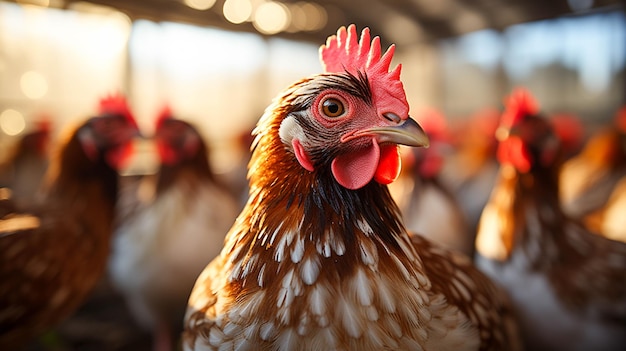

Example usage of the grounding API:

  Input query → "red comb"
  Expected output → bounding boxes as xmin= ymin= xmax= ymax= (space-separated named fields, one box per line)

xmin=98 ymin=93 xmax=137 ymax=126
xmin=501 ymin=88 xmax=539 ymax=128
xmin=320 ymin=24 xmax=408 ymax=119
xmin=156 ymin=105 xmax=173 ymax=129
xmin=320 ymin=24 xmax=399 ymax=78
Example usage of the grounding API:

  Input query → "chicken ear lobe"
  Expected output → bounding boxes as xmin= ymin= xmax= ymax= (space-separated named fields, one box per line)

xmin=293 ymin=138 xmax=314 ymax=172
xmin=78 ymin=129 xmax=98 ymax=161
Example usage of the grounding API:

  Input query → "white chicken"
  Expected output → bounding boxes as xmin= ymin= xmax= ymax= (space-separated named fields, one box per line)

xmin=109 ymin=109 xmax=239 ymax=351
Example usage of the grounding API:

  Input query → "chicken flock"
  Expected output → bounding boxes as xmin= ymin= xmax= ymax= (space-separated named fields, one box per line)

xmin=1 ymin=24 xmax=625 ymax=351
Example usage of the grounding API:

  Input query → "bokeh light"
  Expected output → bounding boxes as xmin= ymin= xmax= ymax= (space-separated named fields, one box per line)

xmin=287 ymin=2 xmax=327 ymax=32
xmin=297 ymin=2 xmax=326 ymax=31
xmin=184 ymin=0 xmax=216 ymax=11
xmin=253 ymin=1 xmax=290 ymax=35
xmin=20 ymin=71 xmax=48 ymax=99
xmin=0 ymin=109 xmax=26 ymax=136
xmin=223 ymin=0 xmax=252 ymax=24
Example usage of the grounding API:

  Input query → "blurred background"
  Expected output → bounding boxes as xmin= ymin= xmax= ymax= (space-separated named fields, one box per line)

xmin=1 ymin=0 xmax=624 ymax=175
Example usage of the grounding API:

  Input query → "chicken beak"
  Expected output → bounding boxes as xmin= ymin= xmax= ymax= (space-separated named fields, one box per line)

xmin=359 ymin=117 xmax=430 ymax=148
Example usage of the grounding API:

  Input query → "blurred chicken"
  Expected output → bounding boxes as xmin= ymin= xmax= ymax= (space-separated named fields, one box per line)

xmin=184 ymin=25 xmax=521 ymax=351
xmin=559 ymin=106 xmax=626 ymax=242
xmin=0 ymin=118 xmax=51 ymax=204
xmin=440 ymin=108 xmax=500 ymax=233
xmin=109 ymin=108 xmax=239 ymax=351
xmin=393 ymin=108 xmax=472 ymax=256
xmin=475 ymin=89 xmax=626 ymax=351
xmin=0 ymin=94 xmax=139 ymax=349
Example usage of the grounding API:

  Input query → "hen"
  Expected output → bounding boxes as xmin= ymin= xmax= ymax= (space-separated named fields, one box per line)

xmin=109 ymin=109 xmax=240 ymax=351
xmin=475 ymin=89 xmax=626 ymax=351
xmin=394 ymin=108 xmax=472 ymax=256
xmin=559 ymin=106 xmax=626 ymax=242
xmin=0 ymin=94 xmax=139 ymax=349
xmin=183 ymin=25 xmax=521 ymax=351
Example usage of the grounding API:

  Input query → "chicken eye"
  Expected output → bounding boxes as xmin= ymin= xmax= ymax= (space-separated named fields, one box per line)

xmin=321 ymin=98 xmax=345 ymax=118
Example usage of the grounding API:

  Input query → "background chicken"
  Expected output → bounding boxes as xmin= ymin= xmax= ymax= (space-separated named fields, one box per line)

xmin=559 ymin=106 xmax=626 ymax=242
xmin=440 ymin=108 xmax=501 ymax=234
xmin=0 ymin=94 xmax=139 ymax=349
xmin=0 ymin=118 xmax=52 ymax=205
xmin=392 ymin=107 xmax=472 ymax=256
xmin=109 ymin=108 xmax=239 ymax=351
xmin=475 ymin=88 xmax=626 ymax=351
xmin=184 ymin=25 xmax=521 ymax=351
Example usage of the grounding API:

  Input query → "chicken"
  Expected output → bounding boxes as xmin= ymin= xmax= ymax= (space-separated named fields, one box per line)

xmin=394 ymin=108 xmax=472 ymax=256
xmin=109 ymin=108 xmax=240 ymax=351
xmin=0 ymin=118 xmax=51 ymax=204
xmin=559 ymin=106 xmax=626 ymax=242
xmin=440 ymin=108 xmax=500 ymax=233
xmin=475 ymin=88 xmax=626 ymax=351
xmin=0 ymin=94 xmax=139 ymax=349
xmin=183 ymin=25 xmax=521 ymax=351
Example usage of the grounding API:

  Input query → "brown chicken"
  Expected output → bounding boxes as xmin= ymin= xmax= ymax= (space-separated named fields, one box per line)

xmin=0 ymin=94 xmax=140 ymax=349
xmin=183 ymin=25 xmax=521 ymax=351
xmin=110 ymin=109 xmax=239 ymax=351
xmin=475 ymin=88 xmax=626 ymax=351
xmin=559 ymin=106 xmax=626 ymax=239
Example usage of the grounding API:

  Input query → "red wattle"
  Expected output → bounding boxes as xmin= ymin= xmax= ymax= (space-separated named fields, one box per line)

xmin=418 ymin=151 xmax=443 ymax=179
xmin=331 ymin=138 xmax=380 ymax=190
xmin=497 ymin=137 xmax=532 ymax=173
xmin=107 ymin=142 xmax=135 ymax=169
xmin=157 ymin=142 xmax=178 ymax=166
xmin=374 ymin=144 xmax=401 ymax=184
